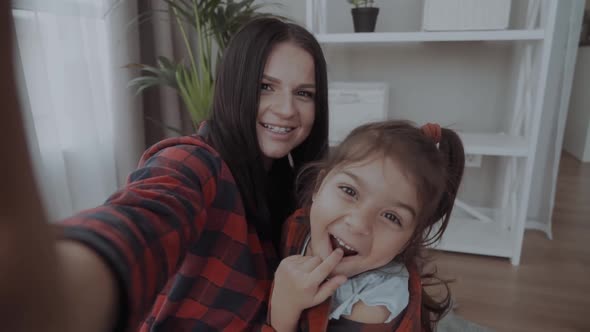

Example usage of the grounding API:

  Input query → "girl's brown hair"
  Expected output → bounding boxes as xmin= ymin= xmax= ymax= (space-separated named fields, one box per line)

xmin=297 ymin=120 xmax=465 ymax=331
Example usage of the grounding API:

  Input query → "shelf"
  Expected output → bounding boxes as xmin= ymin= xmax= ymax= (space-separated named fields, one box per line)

xmin=432 ymin=217 xmax=513 ymax=258
xmin=459 ymin=132 xmax=529 ymax=157
xmin=330 ymin=132 xmax=528 ymax=157
xmin=315 ymin=30 xmax=545 ymax=45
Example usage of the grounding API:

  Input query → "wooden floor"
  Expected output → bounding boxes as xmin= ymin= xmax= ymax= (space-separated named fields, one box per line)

xmin=431 ymin=152 xmax=590 ymax=332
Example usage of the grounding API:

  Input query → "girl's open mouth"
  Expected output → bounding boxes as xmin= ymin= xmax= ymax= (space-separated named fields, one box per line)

xmin=330 ymin=234 xmax=358 ymax=257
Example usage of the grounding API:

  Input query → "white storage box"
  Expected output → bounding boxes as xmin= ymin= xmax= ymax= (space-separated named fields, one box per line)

xmin=422 ymin=0 xmax=511 ymax=31
xmin=328 ymin=82 xmax=389 ymax=145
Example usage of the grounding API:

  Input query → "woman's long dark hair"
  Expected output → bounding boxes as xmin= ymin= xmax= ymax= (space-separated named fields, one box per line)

xmin=207 ymin=17 xmax=329 ymax=246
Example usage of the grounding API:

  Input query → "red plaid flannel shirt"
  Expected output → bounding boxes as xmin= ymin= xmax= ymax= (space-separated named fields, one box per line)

xmin=279 ymin=209 xmax=424 ymax=332
xmin=60 ymin=136 xmax=278 ymax=331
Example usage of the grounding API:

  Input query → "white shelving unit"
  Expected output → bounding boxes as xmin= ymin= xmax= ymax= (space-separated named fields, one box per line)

xmin=458 ymin=133 xmax=529 ymax=157
xmin=306 ymin=0 xmax=561 ymax=265
xmin=315 ymin=30 xmax=545 ymax=44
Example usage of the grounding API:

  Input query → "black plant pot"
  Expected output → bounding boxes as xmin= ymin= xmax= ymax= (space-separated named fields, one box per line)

xmin=351 ymin=7 xmax=379 ymax=33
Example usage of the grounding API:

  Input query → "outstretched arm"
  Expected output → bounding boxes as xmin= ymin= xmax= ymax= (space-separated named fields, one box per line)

xmin=1 ymin=6 xmax=214 ymax=331
xmin=0 ymin=5 xmax=118 ymax=332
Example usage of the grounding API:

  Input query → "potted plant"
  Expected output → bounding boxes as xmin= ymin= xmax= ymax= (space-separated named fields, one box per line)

xmin=348 ymin=0 xmax=379 ymax=33
xmin=129 ymin=0 xmax=275 ymax=132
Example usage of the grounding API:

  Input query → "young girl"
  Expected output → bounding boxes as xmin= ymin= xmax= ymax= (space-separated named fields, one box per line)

xmin=270 ymin=120 xmax=465 ymax=332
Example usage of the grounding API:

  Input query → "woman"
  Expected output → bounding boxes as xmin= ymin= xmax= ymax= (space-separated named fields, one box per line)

xmin=0 ymin=13 xmax=329 ymax=332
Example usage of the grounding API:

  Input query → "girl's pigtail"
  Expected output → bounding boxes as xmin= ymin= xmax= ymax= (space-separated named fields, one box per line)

xmin=425 ymin=128 xmax=465 ymax=246
xmin=420 ymin=128 xmax=465 ymax=331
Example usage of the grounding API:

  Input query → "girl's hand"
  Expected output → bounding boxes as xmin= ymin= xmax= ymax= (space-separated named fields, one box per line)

xmin=270 ymin=249 xmax=347 ymax=332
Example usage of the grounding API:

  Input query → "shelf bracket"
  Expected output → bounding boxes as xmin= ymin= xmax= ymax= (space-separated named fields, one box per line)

xmin=454 ymin=199 xmax=494 ymax=224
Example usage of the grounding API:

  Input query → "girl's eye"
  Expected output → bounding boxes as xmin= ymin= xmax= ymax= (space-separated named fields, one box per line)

xmin=297 ymin=90 xmax=314 ymax=98
xmin=339 ymin=185 xmax=357 ymax=198
xmin=261 ymin=83 xmax=272 ymax=91
xmin=383 ymin=212 xmax=401 ymax=226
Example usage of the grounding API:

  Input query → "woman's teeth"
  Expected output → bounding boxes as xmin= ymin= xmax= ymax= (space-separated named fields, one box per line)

xmin=330 ymin=235 xmax=358 ymax=257
xmin=262 ymin=123 xmax=294 ymax=134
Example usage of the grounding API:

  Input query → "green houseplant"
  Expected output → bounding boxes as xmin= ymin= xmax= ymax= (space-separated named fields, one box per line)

xmin=348 ymin=0 xmax=379 ymax=33
xmin=129 ymin=0 xmax=275 ymax=131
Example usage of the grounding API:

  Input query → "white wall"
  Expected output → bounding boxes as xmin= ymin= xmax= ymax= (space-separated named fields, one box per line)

xmin=526 ymin=0 xmax=585 ymax=231
xmin=257 ymin=0 xmax=306 ymax=24
xmin=564 ymin=47 xmax=590 ymax=162
xmin=563 ymin=0 xmax=590 ymax=162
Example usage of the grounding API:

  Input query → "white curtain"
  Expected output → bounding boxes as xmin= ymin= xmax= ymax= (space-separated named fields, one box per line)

xmin=12 ymin=0 xmax=144 ymax=221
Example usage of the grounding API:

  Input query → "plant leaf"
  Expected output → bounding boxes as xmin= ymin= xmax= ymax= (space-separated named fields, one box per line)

xmin=127 ymin=0 xmax=275 ymax=126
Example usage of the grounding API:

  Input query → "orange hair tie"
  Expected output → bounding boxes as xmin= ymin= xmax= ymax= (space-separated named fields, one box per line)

xmin=421 ymin=123 xmax=442 ymax=144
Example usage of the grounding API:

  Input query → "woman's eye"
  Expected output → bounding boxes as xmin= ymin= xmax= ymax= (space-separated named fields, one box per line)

xmin=339 ymin=185 xmax=357 ymax=198
xmin=297 ymin=90 xmax=314 ymax=98
xmin=383 ymin=212 xmax=401 ymax=226
xmin=261 ymin=83 xmax=272 ymax=91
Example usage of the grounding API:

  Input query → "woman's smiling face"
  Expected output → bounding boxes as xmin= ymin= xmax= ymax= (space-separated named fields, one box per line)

xmin=256 ymin=42 xmax=316 ymax=167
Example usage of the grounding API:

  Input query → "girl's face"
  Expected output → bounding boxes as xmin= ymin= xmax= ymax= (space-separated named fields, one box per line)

xmin=256 ymin=42 xmax=316 ymax=167
xmin=308 ymin=155 xmax=419 ymax=278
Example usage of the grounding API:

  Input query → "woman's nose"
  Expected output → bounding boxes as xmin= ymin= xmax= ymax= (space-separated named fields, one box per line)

xmin=272 ymin=93 xmax=296 ymax=118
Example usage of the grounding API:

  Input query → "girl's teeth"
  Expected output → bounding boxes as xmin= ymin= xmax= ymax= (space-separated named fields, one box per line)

xmin=263 ymin=123 xmax=293 ymax=134
xmin=335 ymin=237 xmax=355 ymax=252
xmin=330 ymin=235 xmax=358 ymax=257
